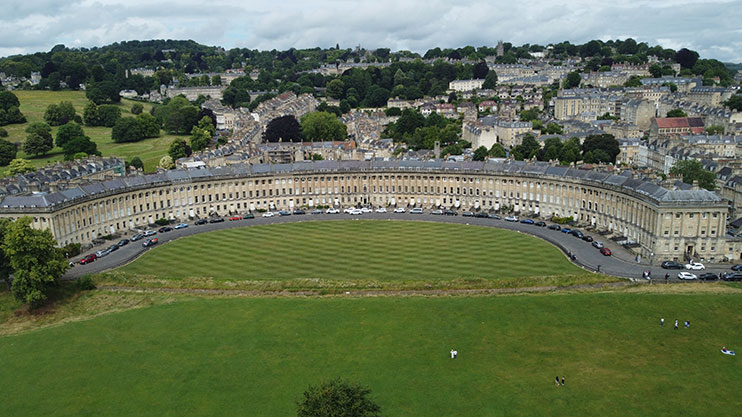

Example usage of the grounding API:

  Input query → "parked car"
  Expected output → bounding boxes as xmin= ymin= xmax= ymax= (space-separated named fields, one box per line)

xmin=174 ymin=223 xmax=189 ymax=229
xmin=95 ymin=249 xmax=111 ymax=258
xmin=393 ymin=207 xmax=406 ymax=213
xmin=548 ymin=224 xmax=561 ymax=230
xmin=661 ymin=261 xmax=684 ymax=270
xmin=600 ymin=247 xmax=612 ymax=256
xmin=262 ymin=212 xmax=274 ymax=217
xmin=592 ymin=241 xmax=604 ymax=249
xmin=360 ymin=207 xmax=372 ymax=213
xmin=131 ymin=233 xmax=144 ymax=241
xmin=488 ymin=214 xmax=501 ymax=220
xmin=698 ymin=272 xmax=719 ymax=281
xmin=194 ymin=219 xmax=208 ymax=225
xmin=571 ymin=230 xmax=584 ymax=238
xmin=431 ymin=209 xmax=443 ymax=215
xmin=279 ymin=210 xmax=291 ymax=216
xmin=326 ymin=208 xmax=340 ymax=214
xmin=582 ymin=235 xmax=594 ymax=243
xmin=410 ymin=207 xmax=424 ymax=214
xmin=684 ymin=261 xmax=705 ymax=270
xmin=209 ymin=218 xmax=224 ymax=223
xmin=293 ymin=209 xmax=306 ymax=215
xmin=474 ymin=212 xmax=489 ymax=218
xmin=107 ymin=244 xmax=119 ymax=252
xmin=158 ymin=226 xmax=173 ymax=233
xmin=731 ymin=264 xmax=742 ymax=271
xmin=117 ymin=239 xmax=130 ymax=247
xmin=229 ymin=216 xmax=242 ymax=221
xmin=535 ymin=221 xmax=546 ymax=227
xmin=311 ymin=209 xmax=323 ymax=215
xmin=79 ymin=254 xmax=97 ymax=265
xmin=142 ymin=238 xmax=159 ymax=247
xmin=504 ymin=216 xmax=518 ymax=222
xmin=445 ymin=210 xmax=458 ymax=216
xmin=343 ymin=207 xmax=354 ymax=214
xmin=462 ymin=211 xmax=474 ymax=217
xmin=677 ymin=271 xmax=697 ymax=280
xmin=520 ymin=218 xmax=534 ymax=224
xmin=144 ymin=230 xmax=156 ymax=236
xmin=721 ymin=272 xmax=742 ymax=281
xmin=560 ymin=228 xmax=572 ymax=233
xmin=349 ymin=208 xmax=363 ymax=215
xmin=375 ymin=207 xmax=387 ymax=213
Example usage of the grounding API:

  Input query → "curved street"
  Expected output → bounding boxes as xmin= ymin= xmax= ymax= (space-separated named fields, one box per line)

xmin=65 ymin=211 xmax=735 ymax=283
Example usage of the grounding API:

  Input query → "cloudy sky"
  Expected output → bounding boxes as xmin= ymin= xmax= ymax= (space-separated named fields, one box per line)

xmin=2 ymin=0 xmax=741 ymax=62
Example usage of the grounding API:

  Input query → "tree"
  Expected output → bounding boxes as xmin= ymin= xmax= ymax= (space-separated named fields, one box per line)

xmin=129 ymin=156 xmax=144 ymax=171
xmin=83 ymin=101 xmax=101 ymax=126
xmin=98 ymin=105 xmax=122 ymax=127
xmin=23 ymin=122 xmax=53 ymax=156
xmin=311 ymin=153 xmax=324 ymax=161
xmin=0 ymin=138 xmax=17 ymax=166
xmin=385 ymin=107 xmax=401 ymax=116
xmin=706 ymin=125 xmax=725 ymax=135
xmin=473 ymin=146 xmax=489 ymax=161
xmin=112 ymin=117 xmax=145 ymax=143
xmin=514 ymin=134 xmax=540 ymax=160
xmin=136 ymin=113 xmax=161 ymax=138
xmin=562 ymin=71 xmax=581 ymax=89
xmin=131 ymin=103 xmax=144 ymax=115
xmin=0 ymin=91 xmax=21 ymax=111
xmin=154 ymin=97 xmax=199 ymax=134
xmin=86 ymin=80 xmax=121 ymax=104
xmin=168 ymin=138 xmax=191 ymax=160
xmin=8 ymin=158 xmax=35 ymax=175
xmin=326 ymin=79 xmax=345 ymax=99
xmin=623 ymin=76 xmax=642 ymax=87
xmin=189 ymin=126 xmax=211 ymax=152
xmin=301 ymin=111 xmax=347 ymax=142
xmin=263 ymin=115 xmax=303 ymax=142
xmin=482 ymin=71 xmax=498 ymax=89
xmin=0 ymin=92 xmax=25 ymax=126
xmin=488 ymin=143 xmax=506 ymax=158
xmin=473 ymin=61 xmax=489 ymax=79
xmin=560 ymin=137 xmax=582 ymax=165
xmin=42 ymin=101 xmax=76 ymax=126
xmin=221 ymin=85 xmax=251 ymax=108
xmin=55 ymin=122 xmax=85 ymax=148
xmin=0 ymin=128 xmax=6 ymax=138
xmin=0 ymin=218 xmax=11 ymax=290
xmin=3 ymin=217 xmax=68 ymax=306
xmin=62 ymin=136 xmax=99 ymax=160
xmin=545 ymin=122 xmax=563 ymax=135
xmin=159 ymin=155 xmax=175 ymax=170
xmin=675 ymin=48 xmax=699 ymax=69
xmin=666 ymin=108 xmax=687 ymax=118
xmin=581 ymin=134 xmax=619 ymax=164
xmin=724 ymin=95 xmax=742 ymax=111
xmin=297 ymin=379 xmax=382 ymax=417
xmin=670 ymin=159 xmax=716 ymax=191
xmin=648 ymin=63 xmax=663 ymax=78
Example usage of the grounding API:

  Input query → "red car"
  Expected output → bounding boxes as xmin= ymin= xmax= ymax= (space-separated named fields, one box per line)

xmin=600 ymin=247 xmax=612 ymax=256
xmin=229 ymin=216 xmax=242 ymax=221
xmin=79 ymin=254 xmax=97 ymax=264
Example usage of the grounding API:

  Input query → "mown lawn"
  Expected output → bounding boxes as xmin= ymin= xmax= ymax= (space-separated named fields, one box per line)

xmin=0 ymin=291 xmax=738 ymax=416
xmin=1 ymin=90 xmax=182 ymax=175
xmin=117 ymin=221 xmax=591 ymax=287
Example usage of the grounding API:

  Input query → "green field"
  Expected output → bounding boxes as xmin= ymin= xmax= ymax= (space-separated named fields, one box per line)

xmin=2 ymin=90 xmax=182 ymax=175
xmin=0 ymin=289 xmax=739 ymax=416
xmin=114 ymin=221 xmax=595 ymax=290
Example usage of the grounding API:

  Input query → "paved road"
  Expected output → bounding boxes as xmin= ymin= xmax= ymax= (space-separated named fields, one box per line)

xmin=65 ymin=211 xmax=735 ymax=283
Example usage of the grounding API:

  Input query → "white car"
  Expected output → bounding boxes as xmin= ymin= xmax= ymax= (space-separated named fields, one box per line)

xmin=677 ymin=271 xmax=697 ymax=280
xmin=393 ymin=207 xmax=406 ymax=213
xmin=685 ymin=261 xmax=705 ymax=270
xmin=326 ymin=207 xmax=339 ymax=214
xmin=349 ymin=208 xmax=363 ymax=215
xmin=504 ymin=216 xmax=518 ymax=222
xmin=410 ymin=207 xmax=424 ymax=214
xmin=262 ymin=212 xmax=274 ymax=217
xmin=360 ymin=207 xmax=372 ymax=213
xmin=174 ymin=223 xmax=189 ymax=229
xmin=375 ymin=207 xmax=387 ymax=213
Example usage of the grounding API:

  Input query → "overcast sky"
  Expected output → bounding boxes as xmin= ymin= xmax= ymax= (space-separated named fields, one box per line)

xmin=2 ymin=0 xmax=741 ymax=62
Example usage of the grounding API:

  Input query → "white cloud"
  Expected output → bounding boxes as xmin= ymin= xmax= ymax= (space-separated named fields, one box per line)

xmin=1 ymin=0 xmax=741 ymax=62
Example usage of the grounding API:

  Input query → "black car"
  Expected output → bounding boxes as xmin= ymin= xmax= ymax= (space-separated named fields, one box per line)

xmin=548 ymin=224 xmax=561 ymax=230
xmin=721 ymin=272 xmax=742 ymax=281
xmin=131 ymin=233 xmax=144 ymax=241
xmin=661 ymin=261 xmax=684 ymax=270
xmin=158 ymin=226 xmax=173 ymax=233
xmin=582 ymin=235 xmax=594 ymax=243
xmin=243 ymin=213 xmax=255 ymax=219
xmin=571 ymin=230 xmax=584 ymax=238
xmin=444 ymin=210 xmax=458 ymax=216
xmin=195 ymin=218 xmax=208 ymax=225
xmin=293 ymin=209 xmax=306 ymax=215
xmin=107 ymin=244 xmax=119 ymax=252
xmin=209 ymin=218 xmax=225 ymax=223
xmin=117 ymin=239 xmax=130 ymax=247
xmin=698 ymin=272 xmax=719 ymax=281
xmin=534 ymin=221 xmax=546 ymax=227
xmin=488 ymin=214 xmax=501 ymax=220
xmin=731 ymin=264 xmax=742 ymax=271
xmin=474 ymin=212 xmax=489 ymax=218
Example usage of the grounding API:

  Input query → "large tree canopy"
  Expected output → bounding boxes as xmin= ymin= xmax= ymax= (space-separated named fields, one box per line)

xmin=582 ymin=134 xmax=620 ymax=164
xmin=263 ymin=115 xmax=303 ymax=142
xmin=670 ymin=159 xmax=716 ymax=191
xmin=300 ymin=111 xmax=347 ymax=142
xmin=296 ymin=379 xmax=382 ymax=417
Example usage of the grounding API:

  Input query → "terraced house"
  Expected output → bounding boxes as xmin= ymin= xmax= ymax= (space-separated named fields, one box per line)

xmin=0 ymin=160 xmax=736 ymax=262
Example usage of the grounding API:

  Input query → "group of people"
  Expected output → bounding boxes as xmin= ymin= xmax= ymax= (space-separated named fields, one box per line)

xmin=554 ymin=376 xmax=566 ymax=386
xmin=449 ymin=349 xmax=458 ymax=359
xmin=660 ymin=317 xmax=690 ymax=329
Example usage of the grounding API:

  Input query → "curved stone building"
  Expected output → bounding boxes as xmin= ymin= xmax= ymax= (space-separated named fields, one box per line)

xmin=0 ymin=160 xmax=735 ymax=262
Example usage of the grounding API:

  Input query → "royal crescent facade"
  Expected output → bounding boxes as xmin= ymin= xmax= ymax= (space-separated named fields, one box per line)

xmin=0 ymin=160 xmax=737 ymax=262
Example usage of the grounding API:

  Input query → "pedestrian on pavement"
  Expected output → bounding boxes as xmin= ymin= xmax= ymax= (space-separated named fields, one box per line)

xmin=674 ymin=319 xmax=678 ymax=330
xmin=665 ymin=273 xmax=669 ymax=283
xmin=660 ymin=317 xmax=664 ymax=327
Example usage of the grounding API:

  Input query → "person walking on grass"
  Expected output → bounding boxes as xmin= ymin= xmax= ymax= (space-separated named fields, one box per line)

xmin=555 ymin=376 xmax=560 ymax=386
xmin=660 ymin=317 xmax=664 ymax=327
xmin=674 ymin=319 xmax=678 ymax=330
xmin=561 ymin=376 xmax=565 ymax=386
